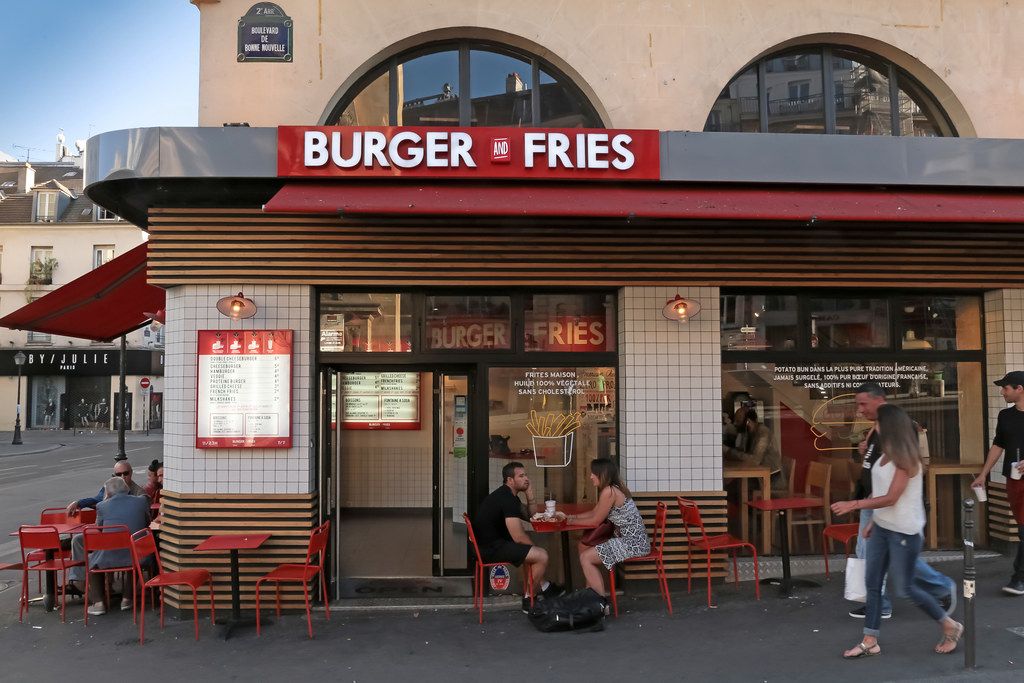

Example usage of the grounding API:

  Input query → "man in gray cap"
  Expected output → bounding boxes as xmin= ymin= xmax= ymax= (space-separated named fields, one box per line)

xmin=973 ymin=371 xmax=1024 ymax=595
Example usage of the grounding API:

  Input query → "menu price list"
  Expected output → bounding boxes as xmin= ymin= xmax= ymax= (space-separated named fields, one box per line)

xmin=341 ymin=371 xmax=420 ymax=430
xmin=196 ymin=330 xmax=293 ymax=448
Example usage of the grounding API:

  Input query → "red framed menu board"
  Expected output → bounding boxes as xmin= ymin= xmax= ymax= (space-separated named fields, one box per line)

xmin=196 ymin=330 xmax=292 ymax=448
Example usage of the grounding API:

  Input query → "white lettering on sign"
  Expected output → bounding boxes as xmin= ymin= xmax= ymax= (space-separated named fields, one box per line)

xmin=302 ymin=130 xmax=633 ymax=171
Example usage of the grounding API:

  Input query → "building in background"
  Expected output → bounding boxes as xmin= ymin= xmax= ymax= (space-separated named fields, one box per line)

xmin=0 ymin=154 xmax=163 ymax=432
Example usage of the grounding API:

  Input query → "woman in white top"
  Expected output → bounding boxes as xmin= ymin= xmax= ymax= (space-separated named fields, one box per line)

xmin=831 ymin=404 xmax=963 ymax=658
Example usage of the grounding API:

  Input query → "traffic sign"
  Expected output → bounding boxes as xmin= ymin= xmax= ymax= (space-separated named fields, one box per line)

xmin=140 ymin=377 xmax=151 ymax=390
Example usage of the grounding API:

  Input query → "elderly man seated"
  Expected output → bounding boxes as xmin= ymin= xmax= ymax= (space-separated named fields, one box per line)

xmin=68 ymin=477 xmax=151 ymax=615
xmin=66 ymin=459 xmax=148 ymax=516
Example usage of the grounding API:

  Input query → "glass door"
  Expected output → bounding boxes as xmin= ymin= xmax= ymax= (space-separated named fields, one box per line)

xmin=318 ymin=367 xmax=338 ymax=598
xmin=434 ymin=372 xmax=471 ymax=575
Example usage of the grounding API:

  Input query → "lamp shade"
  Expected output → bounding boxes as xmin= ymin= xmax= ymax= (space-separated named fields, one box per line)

xmin=216 ymin=292 xmax=257 ymax=320
xmin=661 ymin=295 xmax=701 ymax=322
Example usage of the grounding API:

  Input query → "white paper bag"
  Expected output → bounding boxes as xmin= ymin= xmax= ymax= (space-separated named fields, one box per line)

xmin=844 ymin=557 xmax=866 ymax=603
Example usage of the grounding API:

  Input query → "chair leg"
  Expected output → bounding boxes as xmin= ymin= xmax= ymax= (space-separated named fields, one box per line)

xmin=822 ymin=531 xmax=831 ymax=579
xmin=320 ymin=569 xmax=330 ymax=621
xmin=159 ymin=586 xmax=165 ymax=629
xmin=609 ymin=568 xmax=619 ymax=617
xmin=209 ymin=583 xmax=216 ymax=627
xmin=255 ymin=580 xmax=263 ymax=636
xmin=60 ymin=569 xmax=68 ymax=623
xmin=19 ymin=568 xmax=28 ymax=622
xmin=138 ymin=580 xmax=146 ymax=645
xmin=751 ymin=547 xmax=761 ymax=600
xmin=192 ymin=588 xmax=200 ymax=641
xmin=84 ymin=570 xmax=90 ymax=625
xmin=705 ymin=550 xmax=713 ymax=608
xmin=302 ymin=582 xmax=313 ymax=639
xmin=658 ymin=558 xmax=673 ymax=615
xmin=732 ymin=551 xmax=740 ymax=585
xmin=686 ymin=548 xmax=693 ymax=594
xmin=275 ymin=582 xmax=281 ymax=617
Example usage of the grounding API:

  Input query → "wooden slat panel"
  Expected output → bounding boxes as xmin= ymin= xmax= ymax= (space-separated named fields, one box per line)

xmin=145 ymin=209 xmax=1024 ymax=288
xmin=987 ymin=482 xmax=1020 ymax=543
xmin=157 ymin=490 xmax=317 ymax=611
xmin=622 ymin=492 xmax=732 ymax=581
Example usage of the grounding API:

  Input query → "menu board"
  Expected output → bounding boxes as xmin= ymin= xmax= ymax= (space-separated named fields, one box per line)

xmin=196 ymin=330 xmax=292 ymax=448
xmin=341 ymin=371 xmax=420 ymax=430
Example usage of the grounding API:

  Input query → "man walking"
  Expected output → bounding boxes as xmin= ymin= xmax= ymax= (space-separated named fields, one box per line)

xmin=835 ymin=382 xmax=956 ymax=618
xmin=972 ymin=371 xmax=1024 ymax=595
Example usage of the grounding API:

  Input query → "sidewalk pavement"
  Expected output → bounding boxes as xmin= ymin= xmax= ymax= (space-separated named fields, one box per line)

xmin=1 ymin=555 xmax=1022 ymax=682
xmin=0 ymin=429 xmax=163 ymax=457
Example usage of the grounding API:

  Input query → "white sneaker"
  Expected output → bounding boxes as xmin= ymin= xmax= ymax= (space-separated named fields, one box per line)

xmin=120 ymin=598 xmax=131 ymax=611
xmin=87 ymin=601 xmax=106 ymax=616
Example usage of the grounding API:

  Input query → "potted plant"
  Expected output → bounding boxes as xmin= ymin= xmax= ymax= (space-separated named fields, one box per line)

xmin=28 ymin=257 xmax=57 ymax=285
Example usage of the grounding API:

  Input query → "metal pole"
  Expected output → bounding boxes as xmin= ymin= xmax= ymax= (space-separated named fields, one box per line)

xmin=962 ymin=498 xmax=976 ymax=670
xmin=115 ymin=335 xmax=127 ymax=462
xmin=145 ymin=390 xmax=149 ymax=437
xmin=12 ymin=365 xmax=23 ymax=445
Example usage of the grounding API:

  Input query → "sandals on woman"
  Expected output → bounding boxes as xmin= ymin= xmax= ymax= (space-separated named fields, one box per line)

xmin=935 ymin=621 xmax=964 ymax=654
xmin=843 ymin=641 xmax=881 ymax=659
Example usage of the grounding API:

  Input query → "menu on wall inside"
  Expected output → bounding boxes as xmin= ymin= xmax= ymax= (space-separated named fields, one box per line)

xmin=341 ymin=372 xmax=420 ymax=430
xmin=196 ymin=330 xmax=292 ymax=448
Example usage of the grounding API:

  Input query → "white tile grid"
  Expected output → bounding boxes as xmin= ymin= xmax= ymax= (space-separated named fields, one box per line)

xmin=162 ymin=285 xmax=313 ymax=495
xmin=340 ymin=446 xmax=431 ymax=507
xmin=985 ymin=290 xmax=1024 ymax=485
xmin=618 ymin=287 xmax=722 ymax=493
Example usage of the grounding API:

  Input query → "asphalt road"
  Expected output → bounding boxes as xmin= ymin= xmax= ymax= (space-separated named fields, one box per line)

xmin=0 ymin=435 xmax=162 ymax=562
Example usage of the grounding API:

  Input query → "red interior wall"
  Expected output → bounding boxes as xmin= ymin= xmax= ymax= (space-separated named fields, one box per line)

xmin=779 ymin=402 xmax=830 ymax=492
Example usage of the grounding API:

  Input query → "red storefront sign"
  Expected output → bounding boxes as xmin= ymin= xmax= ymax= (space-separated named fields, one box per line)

xmin=277 ymin=126 xmax=660 ymax=180
xmin=427 ymin=316 xmax=610 ymax=351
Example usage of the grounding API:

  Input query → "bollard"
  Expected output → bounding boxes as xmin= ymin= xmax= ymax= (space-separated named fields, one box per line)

xmin=962 ymin=498 xmax=976 ymax=670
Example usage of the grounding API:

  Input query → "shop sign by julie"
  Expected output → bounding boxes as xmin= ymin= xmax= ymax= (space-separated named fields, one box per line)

xmin=0 ymin=350 xmax=161 ymax=376
xmin=237 ymin=2 xmax=292 ymax=63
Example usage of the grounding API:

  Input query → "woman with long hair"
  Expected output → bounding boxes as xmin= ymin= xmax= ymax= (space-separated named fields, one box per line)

xmin=831 ymin=403 xmax=963 ymax=658
xmin=557 ymin=458 xmax=649 ymax=608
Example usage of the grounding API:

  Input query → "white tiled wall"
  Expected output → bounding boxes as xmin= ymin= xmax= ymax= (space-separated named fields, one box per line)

xmin=985 ymin=289 xmax=1024 ymax=484
xmin=162 ymin=284 xmax=313 ymax=495
xmin=618 ymin=286 xmax=722 ymax=492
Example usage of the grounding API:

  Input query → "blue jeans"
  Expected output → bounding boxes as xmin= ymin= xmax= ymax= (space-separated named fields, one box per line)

xmin=855 ymin=509 xmax=952 ymax=613
xmin=864 ymin=524 xmax=946 ymax=636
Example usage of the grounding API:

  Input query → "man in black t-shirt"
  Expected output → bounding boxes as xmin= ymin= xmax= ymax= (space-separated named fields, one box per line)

xmin=473 ymin=462 xmax=562 ymax=611
xmin=973 ymin=371 xmax=1024 ymax=595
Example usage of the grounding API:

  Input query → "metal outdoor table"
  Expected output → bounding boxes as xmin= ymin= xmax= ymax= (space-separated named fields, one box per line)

xmin=530 ymin=503 xmax=597 ymax=590
xmin=193 ymin=533 xmax=270 ymax=639
xmin=748 ymin=497 xmax=823 ymax=597
xmin=10 ymin=521 xmax=87 ymax=611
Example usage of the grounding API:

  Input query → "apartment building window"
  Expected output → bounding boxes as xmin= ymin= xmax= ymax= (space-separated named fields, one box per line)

xmin=95 ymin=206 xmax=118 ymax=221
xmin=29 ymin=246 xmax=55 ymax=284
xmin=26 ymin=298 xmax=51 ymax=344
xmin=36 ymin=192 xmax=58 ymax=221
xmin=93 ymin=245 xmax=115 ymax=268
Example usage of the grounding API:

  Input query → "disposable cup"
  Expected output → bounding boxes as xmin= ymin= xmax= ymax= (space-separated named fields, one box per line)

xmin=545 ymin=499 xmax=557 ymax=515
xmin=1012 ymin=464 xmax=1023 ymax=481
xmin=972 ymin=484 xmax=987 ymax=502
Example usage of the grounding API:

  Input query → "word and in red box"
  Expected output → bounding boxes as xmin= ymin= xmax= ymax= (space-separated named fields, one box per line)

xmin=196 ymin=330 xmax=292 ymax=448
xmin=277 ymin=126 xmax=660 ymax=180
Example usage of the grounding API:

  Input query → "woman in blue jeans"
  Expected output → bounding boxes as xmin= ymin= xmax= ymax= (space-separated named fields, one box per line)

xmin=831 ymin=404 xmax=963 ymax=658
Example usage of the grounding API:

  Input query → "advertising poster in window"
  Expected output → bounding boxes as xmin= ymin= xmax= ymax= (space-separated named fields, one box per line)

xmin=196 ymin=330 xmax=292 ymax=448
xmin=341 ymin=372 xmax=420 ymax=430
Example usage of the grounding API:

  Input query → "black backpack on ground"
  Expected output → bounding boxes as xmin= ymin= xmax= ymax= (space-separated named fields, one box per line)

xmin=527 ymin=588 xmax=606 ymax=632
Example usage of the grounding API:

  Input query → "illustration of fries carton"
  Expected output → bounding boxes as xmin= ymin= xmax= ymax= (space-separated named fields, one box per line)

xmin=810 ymin=393 xmax=871 ymax=452
xmin=526 ymin=410 xmax=582 ymax=468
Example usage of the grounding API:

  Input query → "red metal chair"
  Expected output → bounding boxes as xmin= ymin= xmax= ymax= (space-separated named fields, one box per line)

xmin=17 ymin=525 xmax=84 ymax=622
xmin=608 ymin=501 xmax=672 ymax=617
xmin=25 ymin=508 xmax=95 ymax=593
xmin=255 ymin=520 xmax=331 ymax=639
xmin=130 ymin=528 xmax=214 ymax=644
xmin=82 ymin=524 xmax=136 ymax=625
xmin=463 ymin=513 xmax=533 ymax=623
xmin=822 ymin=523 xmax=860 ymax=579
xmin=677 ymin=497 xmax=760 ymax=607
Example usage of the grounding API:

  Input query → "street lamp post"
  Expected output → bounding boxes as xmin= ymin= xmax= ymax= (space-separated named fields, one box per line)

xmin=12 ymin=350 xmax=26 ymax=445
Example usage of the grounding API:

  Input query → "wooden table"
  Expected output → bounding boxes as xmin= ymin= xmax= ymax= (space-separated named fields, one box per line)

xmin=529 ymin=503 xmax=596 ymax=590
xmin=723 ymin=465 xmax=772 ymax=554
xmin=193 ymin=533 xmax=270 ymax=639
xmin=749 ymin=497 xmax=823 ymax=597
xmin=10 ymin=522 xmax=87 ymax=612
xmin=926 ymin=462 xmax=986 ymax=549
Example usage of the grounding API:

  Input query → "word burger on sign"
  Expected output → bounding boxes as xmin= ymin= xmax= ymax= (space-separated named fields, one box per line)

xmin=278 ymin=126 xmax=660 ymax=180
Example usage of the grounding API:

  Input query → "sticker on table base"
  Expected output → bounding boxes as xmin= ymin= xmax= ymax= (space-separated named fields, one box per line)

xmin=489 ymin=565 xmax=511 ymax=591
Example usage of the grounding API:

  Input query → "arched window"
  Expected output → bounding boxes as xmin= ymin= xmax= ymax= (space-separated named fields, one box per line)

xmin=705 ymin=46 xmax=955 ymax=136
xmin=327 ymin=41 xmax=602 ymax=128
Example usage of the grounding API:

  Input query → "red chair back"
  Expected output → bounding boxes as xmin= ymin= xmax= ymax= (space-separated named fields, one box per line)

xmin=130 ymin=528 xmax=163 ymax=575
xmin=677 ymin=497 xmax=709 ymax=544
xmin=19 ymin=525 xmax=61 ymax=557
xmin=76 ymin=509 xmax=97 ymax=524
xmin=462 ymin=513 xmax=485 ymax=566
xmin=305 ymin=521 xmax=330 ymax=569
xmin=40 ymin=508 xmax=68 ymax=524
xmin=650 ymin=501 xmax=668 ymax=555
xmin=83 ymin=524 xmax=132 ymax=552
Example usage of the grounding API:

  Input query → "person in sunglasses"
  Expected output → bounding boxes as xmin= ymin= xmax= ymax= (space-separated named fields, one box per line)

xmin=65 ymin=460 xmax=149 ymax=516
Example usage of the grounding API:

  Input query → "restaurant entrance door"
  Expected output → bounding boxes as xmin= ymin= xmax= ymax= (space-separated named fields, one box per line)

xmin=328 ymin=368 xmax=473 ymax=598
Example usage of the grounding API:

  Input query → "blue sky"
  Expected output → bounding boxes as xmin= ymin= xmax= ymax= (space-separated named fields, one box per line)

xmin=1 ymin=0 xmax=199 ymax=161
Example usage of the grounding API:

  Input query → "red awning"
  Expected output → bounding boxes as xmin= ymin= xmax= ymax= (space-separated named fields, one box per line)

xmin=263 ymin=181 xmax=1024 ymax=223
xmin=0 ymin=242 xmax=165 ymax=342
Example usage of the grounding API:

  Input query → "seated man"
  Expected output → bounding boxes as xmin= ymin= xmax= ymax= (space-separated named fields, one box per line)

xmin=723 ymin=408 xmax=788 ymax=496
xmin=68 ymin=477 xmax=151 ymax=615
xmin=474 ymin=462 xmax=562 ymax=612
xmin=144 ymin=459 xmax=163 ymax=505
xmin=66 ymin=459 xmax=147 ymax=516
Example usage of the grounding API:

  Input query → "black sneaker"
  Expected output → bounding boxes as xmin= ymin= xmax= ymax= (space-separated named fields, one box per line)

xmin=848 ymin=605 xmax=891 ymax=619
xmin=521 ymin=596 xmax=533 ymax=614
xmin=1002 ymin=580 xmax=1024 ymax=596
xmin=541 ymin=581 xmax=566 ymax=599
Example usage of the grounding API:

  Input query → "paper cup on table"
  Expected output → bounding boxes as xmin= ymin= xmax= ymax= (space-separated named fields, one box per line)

xmin=972 ymin=484 xmax=987 ymax=502
xmin=545 ymin=500 xmax=557 ymax=516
